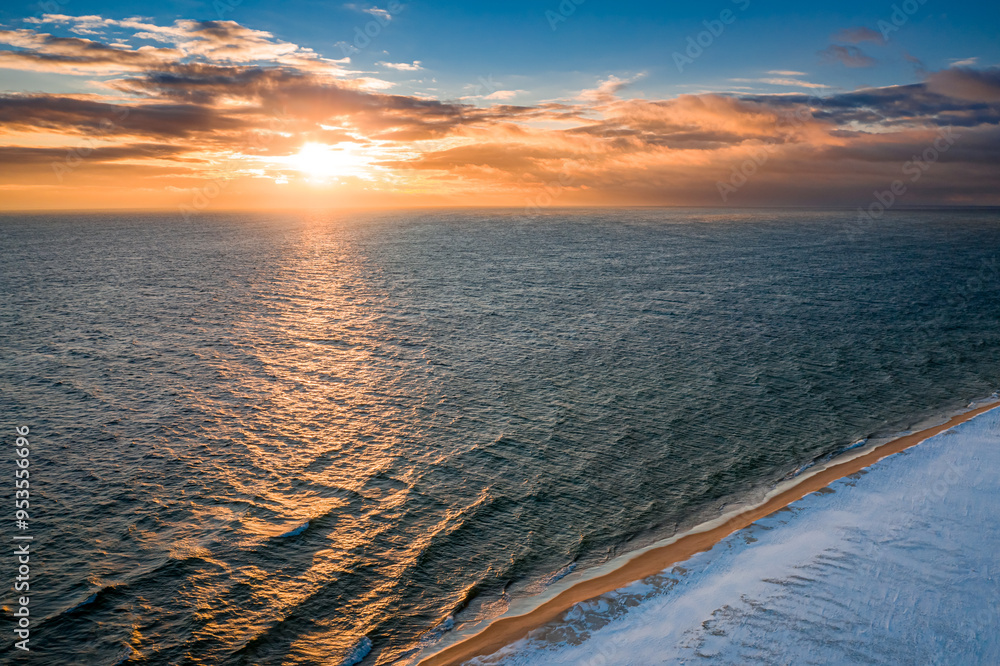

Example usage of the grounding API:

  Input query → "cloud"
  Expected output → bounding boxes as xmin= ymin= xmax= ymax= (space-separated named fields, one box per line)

xmin=732 ymin=77 xmax=830 ymax=89
xmin=2 ymin=15 xmax=344 ymax=74
xmin=376 ymin=60 xmax=422 ymax=71
xmin=365 ymin=8 xmax=392 ymax=21
xmin=0 ymin=94 xmax=249 ymax=138
xmin=0 ymin=143 xmax=188 ymax=165
xmin=819 ymin=44 xmax=877 ymax=68
xmin=950 ymin=57 xmax=979 ymax=67
xmin=483 ymin=90 xmax=524 ymax=101
xmin=1 ymin=18 xmax=999 ymax=209
xmin=903 ymin=51 xmax=925 ymax=70
xmin=367 ymin=73 xmax=1000 ymax=205
xmin=926 ymin=66 xmax=1000 ymax=103
xmin=343 ymin=3 xmax=400 ymax=21
xmin=578 ymin=74 xmax=644 ymax=104
xmin=738 ymin=73 xmax=1000 ymax=128
xmin=760 ymin=78 xmax=830 ymax=89
xmin=0 ymin=28 xmax=181 ymax=73
xmin=831 ymin=27 xmax=883 ymax=44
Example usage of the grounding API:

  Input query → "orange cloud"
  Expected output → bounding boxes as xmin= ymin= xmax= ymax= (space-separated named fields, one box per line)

xmin=1 ymin=16 xmax=999 ymax=212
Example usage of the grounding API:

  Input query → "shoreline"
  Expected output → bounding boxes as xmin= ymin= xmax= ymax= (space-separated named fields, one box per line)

xmin=418 ymin=398 xmax=1000 ymax=666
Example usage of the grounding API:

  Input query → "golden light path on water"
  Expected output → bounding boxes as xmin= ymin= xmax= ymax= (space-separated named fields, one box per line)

xmin=186 ymin=225 xmax=394 ymax=660
xmin=144 ymin=221 xmax=480 ymax=663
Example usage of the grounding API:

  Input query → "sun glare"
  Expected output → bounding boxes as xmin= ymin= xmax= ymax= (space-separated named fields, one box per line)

xmin=287 ymin=142 xmax=373 ymax=182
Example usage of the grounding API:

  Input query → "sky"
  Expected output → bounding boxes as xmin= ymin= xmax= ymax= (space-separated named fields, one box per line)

xmin=0 ymin=0 xmax=998 ymax=210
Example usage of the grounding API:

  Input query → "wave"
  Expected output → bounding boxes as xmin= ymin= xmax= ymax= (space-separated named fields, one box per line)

xmin=110 ymin=645 xmax=133 ymax=666
xmin=277 ymin=521 xmax=309 ymax=538
xmin=336 ymin=636 xmax=372 ymax=666
xmin=522 ymin=562 xmax=577 ymax=597
xmin=62 ymin=591 xmax=99 ymax=615
xmin=539 ymin=562 xmax=575 ymax=587
xmin=420 ymin=615 xmax=456 ymax=644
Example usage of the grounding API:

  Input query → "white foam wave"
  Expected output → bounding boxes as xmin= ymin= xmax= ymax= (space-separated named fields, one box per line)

xmin=278 ymin=521 xmax=309 ymax=538
xmin=337 ymin=636 xmax=372 ymax=666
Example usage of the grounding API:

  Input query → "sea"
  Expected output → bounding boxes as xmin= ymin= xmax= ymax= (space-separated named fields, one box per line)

xmin=1 ymin=208 xmax=999 ymax=665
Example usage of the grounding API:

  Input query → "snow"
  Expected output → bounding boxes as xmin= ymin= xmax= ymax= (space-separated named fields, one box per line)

xmin=474 ymin=406 xmax=1000 ymax=665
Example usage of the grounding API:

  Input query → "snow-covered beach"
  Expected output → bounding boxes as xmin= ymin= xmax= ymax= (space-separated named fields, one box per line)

xmin=462 ymin=403 xmax=1000 ymax=665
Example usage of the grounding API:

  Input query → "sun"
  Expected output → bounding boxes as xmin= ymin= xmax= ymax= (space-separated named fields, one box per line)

xmin=287 ymin=142 xmax=373 ymax=181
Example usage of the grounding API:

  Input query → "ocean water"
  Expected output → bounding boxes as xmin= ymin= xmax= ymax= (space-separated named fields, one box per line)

xmin=475 ymin=405 xmax=1000 ymax=666
xmin=1 ymin=208 xmax=999 ymax=665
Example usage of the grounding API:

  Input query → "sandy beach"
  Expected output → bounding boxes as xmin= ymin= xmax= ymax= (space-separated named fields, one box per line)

xmin=420 ymin=399 xmax=1000 ymax=665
